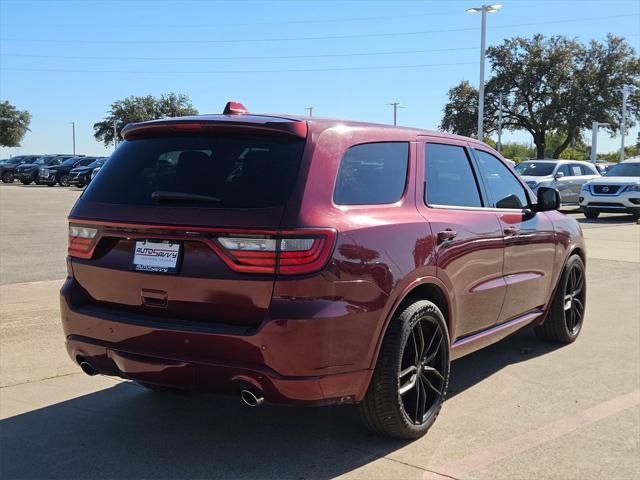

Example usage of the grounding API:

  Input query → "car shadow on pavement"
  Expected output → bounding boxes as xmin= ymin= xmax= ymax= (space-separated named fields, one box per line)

xmin=448 ymin=327 xmax=562 ymax=398
xmin=1 ymin=328 xmax=562 ymax=480
xmin=576 ymin=214 xmax=638 ymax=225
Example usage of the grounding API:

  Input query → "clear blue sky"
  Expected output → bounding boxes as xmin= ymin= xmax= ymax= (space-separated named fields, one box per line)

xmin=1 ymin=0 xmax=638 ymax=158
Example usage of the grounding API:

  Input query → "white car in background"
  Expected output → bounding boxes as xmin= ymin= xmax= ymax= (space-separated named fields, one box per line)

xmin=579 ymin=159 xmax=640 ymax=219
xmin=515 ymin=160 xmax=601 ymax=206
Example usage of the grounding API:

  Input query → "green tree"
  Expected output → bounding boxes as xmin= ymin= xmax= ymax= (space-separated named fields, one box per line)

xmin=544 ymin=131 xmax=588 ymax=160
xmin=484 ymin=34 xmax=639 ymax=159
xmin=93 ymin=93 xmax=198 ymax=146
xmin=499 ymin=142 xmax=535 ymax=163
xmin=439 ymin=80 xmax=484 ymax=137
xmin=0 ymin=101 xmax=32 ymax=148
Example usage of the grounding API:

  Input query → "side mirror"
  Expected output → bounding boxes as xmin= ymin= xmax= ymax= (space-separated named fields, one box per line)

xmin=554 ymin=171 xmax=565 ymax=179
xmin=533 ymin=187 xmax=560 ymax=212
xmin=496 ymin=194 xmax=524 ymax=209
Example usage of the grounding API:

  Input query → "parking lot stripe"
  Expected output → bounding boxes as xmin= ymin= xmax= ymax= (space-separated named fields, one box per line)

xmin=422 ymin=389 xmax=640 ymax=479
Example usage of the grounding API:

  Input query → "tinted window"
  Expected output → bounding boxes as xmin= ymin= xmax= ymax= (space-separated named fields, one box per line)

xmin=515 ymin=162 xmax=555 ymax=176
xmin=333 ymin=142 xmax=408 ymax=205
xmin=577 ymin=163 xmax=597 ymax=175
xmin=83 ymin=134 xmax=305 ymax=208
xmin=425 ymin=144 xmax=482 ymax=207
xmin=605 ymin=162 xmax=640 ymax=177
xmin=474 ymin=150 xmax=529 ymax=209
xmin=556 ymin=164 xmax=571 ymax=176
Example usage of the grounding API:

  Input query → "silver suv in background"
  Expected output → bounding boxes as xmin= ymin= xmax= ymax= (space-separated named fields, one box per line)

xmin=515 ymin=160 xmax=601 ymax=206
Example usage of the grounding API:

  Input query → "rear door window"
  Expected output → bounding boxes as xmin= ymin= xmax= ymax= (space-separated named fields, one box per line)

xmin=424 ymin=143 xmax=482 ymax=208
xmin=83 ymin=134 xmax=305 ymax=208
xmin=333 ymin=142 xmax=409 ymax=205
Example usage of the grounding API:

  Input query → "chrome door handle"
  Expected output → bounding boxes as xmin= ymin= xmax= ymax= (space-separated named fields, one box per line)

xmin=504 ymin=226 xmax=519 ymax=237
xmin=437 ymin=229 xmax=457 ymax=243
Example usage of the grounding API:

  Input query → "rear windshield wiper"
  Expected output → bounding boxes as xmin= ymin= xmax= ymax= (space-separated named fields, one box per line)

xmin=151 ymin=191 xmax=222 ymax=204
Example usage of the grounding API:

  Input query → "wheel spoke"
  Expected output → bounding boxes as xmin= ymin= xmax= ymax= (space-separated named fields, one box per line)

xmin=410 ymin=330 xmax=420 ymax=365
xmin=399 ymin=366 xmax=418 ymax=396
xmin=400 ymin=365 xmax=417 ymax=379
xmin=413 ymin=377 xmax=421 ymax=422
xmin=573 ymin=297 xmax=584 ymax=316
xmin=423 ymin=365 xmax=445 ymax=382
xmin=420 ymin=372 xmax=442 ymax=396
xmin=423 ymin=332 xmax=443 ymax=365
xmin=573 ymin=268 xmax=584 ymax=293
xmin=414 ymin=322 xmax=426 ymax=359
xmin=418 ymin=378 xmax=428 ymax=423
xmin=563 ymin=295 xmax=572 ymax=311
xmin=566 ymin=306 xmax=575 ymax=331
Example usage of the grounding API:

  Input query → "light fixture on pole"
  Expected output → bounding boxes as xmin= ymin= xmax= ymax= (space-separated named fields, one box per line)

xmin=466 ymin=3 xmax=502 ymax=142
xmin=388 ymin=102 xmax=404 ymax=126
xmin=305 ymin=106 xmax=315 ymax=117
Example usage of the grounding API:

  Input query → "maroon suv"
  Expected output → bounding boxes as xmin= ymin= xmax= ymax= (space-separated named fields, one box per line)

xmin=61 ymin=102 xmax=586 ymax=439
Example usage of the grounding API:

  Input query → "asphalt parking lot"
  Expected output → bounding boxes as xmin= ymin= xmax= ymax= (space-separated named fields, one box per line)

xmin=0 ymin=182 xmax=638 ymax=480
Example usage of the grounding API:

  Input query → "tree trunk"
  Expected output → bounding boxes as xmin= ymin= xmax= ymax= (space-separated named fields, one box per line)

xmin=552 ymin=132 xmax=574 ymax=159
xmin=534 ymin=132 xmax=546 ymax=159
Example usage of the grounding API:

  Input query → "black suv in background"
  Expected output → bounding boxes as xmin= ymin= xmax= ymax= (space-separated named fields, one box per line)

xmin=14 ymin=155 xmax=76 ymax=185
xmin=39 ymin=156 xmax=96 ymax=186
xmin=0 ymin=156 xmax=41 ymax=183
xmin=69 ymin=157 xmax=108 ymax=187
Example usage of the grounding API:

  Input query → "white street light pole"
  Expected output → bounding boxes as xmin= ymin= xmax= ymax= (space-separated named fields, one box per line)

xmin=71 ymin=122 xmax=76 ymax=155
xmin=620 ymin=86 xmax=629 ymax=162
xmin=497 ymin=92 xmax=504 ymax=153
xmin=113 ymin=120 xmax=118 ymax=150
xmin=466 ymin=4 xmax=502 ymax=142
xmin=590 ymin=121 xmax=610 ymax=164
xmin=388 ymin=102 xmax=404 ymax=126
xmin=305 ymin=106 xmax=315 ymax=117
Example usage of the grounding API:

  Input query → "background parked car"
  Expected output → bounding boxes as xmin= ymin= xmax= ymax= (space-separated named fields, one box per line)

xmin=579 ymin=158 xmax=640 ymax=219
xmin=68 ymin=157 xmax=108 ymax=187
xmin=595 ymin=161 xmax=616 ymax=175
xmin=515 ymin=160 xmax=600 ymax=206
xmin=39 ymin=156 xmax=96 ymax=187
xmin=0 ymin=155 xmax=41 ymax=183
xmin=14 ymin=155 xmax=76 ymax=185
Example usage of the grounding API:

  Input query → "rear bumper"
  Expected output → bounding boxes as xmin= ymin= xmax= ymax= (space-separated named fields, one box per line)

xmin=69 ymin=175 xmax=89 ymax=186
xmin=15 ymin=172 xmax=37 ymax=182
xmin=60 ymin=278 xmax=372 ymax=405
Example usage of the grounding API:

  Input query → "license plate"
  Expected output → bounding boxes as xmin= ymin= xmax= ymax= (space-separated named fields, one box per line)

xmin=133 ymin=240 xmax=181 ymax=273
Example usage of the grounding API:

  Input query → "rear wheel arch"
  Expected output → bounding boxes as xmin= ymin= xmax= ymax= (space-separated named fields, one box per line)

xmin=369 ymin=278 xmax=453 ymax=371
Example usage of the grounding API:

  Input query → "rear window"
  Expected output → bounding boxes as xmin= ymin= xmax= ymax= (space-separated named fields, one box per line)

xmin=83 ymin=134 xmax=305 ymax=208
xmin=333 ymin=142 xmax=409 ymax=205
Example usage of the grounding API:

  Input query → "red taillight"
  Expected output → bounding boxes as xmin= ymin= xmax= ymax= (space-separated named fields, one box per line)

xmin=214 ymin=229 xmax=336 ymax=275
xmin=66 ymin=220 xmax=336 ymax=275
xmin=68 ymin=223 xmax=99 ymax=259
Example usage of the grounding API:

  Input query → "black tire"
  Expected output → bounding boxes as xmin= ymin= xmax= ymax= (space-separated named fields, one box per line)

xmin=358 ymin=300 xmax=450 ymax=439
xmin=21 ymin=179 xmax=32 ymax=185
xmin=59 ymin=174 xmax=71 ymax=187
xmin=535 ymin=255 xmax=586 ymax=344
xmin=583 ymin=211 xmax=600 ymax=219
xmin=1 ymin=171 xmax=14 ymax=183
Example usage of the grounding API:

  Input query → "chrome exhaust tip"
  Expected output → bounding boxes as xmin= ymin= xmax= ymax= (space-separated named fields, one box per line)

xmin=240 ymin=389 xmax=264 ymax=407
xmin=78 ymin=360 xmax=96 ymax=376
